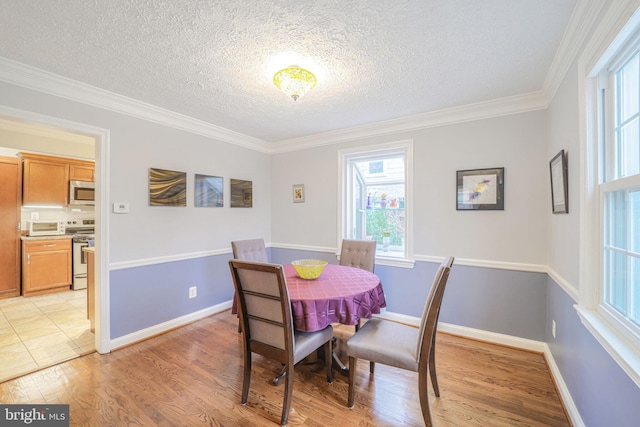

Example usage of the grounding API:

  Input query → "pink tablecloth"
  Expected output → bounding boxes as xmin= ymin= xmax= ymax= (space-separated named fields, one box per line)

xmin=285 ymin=264 xmax=386 ymax=332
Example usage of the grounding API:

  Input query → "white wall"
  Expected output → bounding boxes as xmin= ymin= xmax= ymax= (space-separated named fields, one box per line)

xmin=271 ymin=111 xmax=548 ymax=265
xmin=546 ymin=57 xmax=581 ymax=289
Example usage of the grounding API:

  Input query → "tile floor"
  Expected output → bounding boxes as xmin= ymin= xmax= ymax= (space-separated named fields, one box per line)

xmin=0 ymin=290 xmax=95 ymax=383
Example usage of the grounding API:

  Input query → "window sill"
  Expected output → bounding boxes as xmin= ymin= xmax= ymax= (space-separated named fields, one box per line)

xmin=575 ymin=305 xmax=640 ymax=388
xmin=375 ymin=256 xmax=415 ymax=269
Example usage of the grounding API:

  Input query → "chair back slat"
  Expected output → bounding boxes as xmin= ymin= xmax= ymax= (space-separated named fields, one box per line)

xmin=339 ymin=239 xmax=377 ymax=272
xmin=416 ymin=256 xmax=454 ymax=360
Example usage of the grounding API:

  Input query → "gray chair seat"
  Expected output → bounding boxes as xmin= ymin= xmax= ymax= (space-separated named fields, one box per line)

xmin=345 ymin=318 xmax=419 ymax=371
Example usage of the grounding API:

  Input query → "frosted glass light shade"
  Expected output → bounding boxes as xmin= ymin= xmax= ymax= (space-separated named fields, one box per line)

xmin=273 ymin=66 xmax=317 ymax=101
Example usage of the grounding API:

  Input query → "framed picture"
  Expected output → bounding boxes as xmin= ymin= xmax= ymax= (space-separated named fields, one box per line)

xmin=456 ymin=167 xmax=504 ymax=210
xmin=292 ymin=184 xmax=305 ymax=203
xmin=149 ymin=168 xmax=187 ymax=207
xmin=550 ymin=150 xmax=568 ymax=214
xmin=195 ymin=174 xmax=223 ymax=207
xmin=230 ymin=179 xmax=252 ymax=208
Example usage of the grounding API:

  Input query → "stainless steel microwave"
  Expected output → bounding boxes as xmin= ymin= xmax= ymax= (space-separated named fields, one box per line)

xmin=69 ymin=180 xmax=95 ymax=206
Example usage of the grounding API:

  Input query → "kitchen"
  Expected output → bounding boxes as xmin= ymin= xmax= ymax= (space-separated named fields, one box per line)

xmin=0 ymin=119 xmax=96 ymax=382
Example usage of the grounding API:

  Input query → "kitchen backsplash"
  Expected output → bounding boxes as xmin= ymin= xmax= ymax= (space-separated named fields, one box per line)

xmin=21 ymin=206 xmax=95 ymax=232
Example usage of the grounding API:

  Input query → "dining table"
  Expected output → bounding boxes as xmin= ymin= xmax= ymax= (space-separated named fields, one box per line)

xmin=284 ymin=263 xmax=386 ymax=333
xmin=231 ymin=262 xmax=387 ymax=379
xmin=284 ymin=263 xmax=386 ymax=378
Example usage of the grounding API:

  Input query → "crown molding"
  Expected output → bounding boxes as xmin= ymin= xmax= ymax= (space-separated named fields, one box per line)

xmin=268 ymin=92 xmax=548 ymax=154
xmin=542 ymin=0 xmax=609 ymax=104
xmin=0 ymin=57 xmax=270 ymax=153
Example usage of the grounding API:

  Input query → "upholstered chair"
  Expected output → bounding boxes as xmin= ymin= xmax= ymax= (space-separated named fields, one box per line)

xmin=339 ymin=239 xmax=377 ymax=272
xmin=345 ymin=256 xmax=454 ymax=427
xmin=231 ymin=238 xmax=268 ymax=262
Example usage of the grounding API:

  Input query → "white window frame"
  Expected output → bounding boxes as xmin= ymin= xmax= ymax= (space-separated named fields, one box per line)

xmin=338 ymin=140 xmax=414 ymax=268
xmin=578 ymin=7 xmax=640 ymax=388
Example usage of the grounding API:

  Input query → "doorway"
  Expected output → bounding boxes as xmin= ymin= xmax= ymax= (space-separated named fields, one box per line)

xmin=0 ymin=106 xmax=110 ymax=382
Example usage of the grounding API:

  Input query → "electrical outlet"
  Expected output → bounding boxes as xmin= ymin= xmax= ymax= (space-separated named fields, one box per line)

xmin=189 ymin=286 xmax=197 ymax=299
xmin=552 ymin=320 xmax=557 ymax=339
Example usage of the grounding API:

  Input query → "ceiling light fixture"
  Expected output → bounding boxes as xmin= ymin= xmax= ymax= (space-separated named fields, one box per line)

xmin=273 ymin=65 xmax=317 ymax=101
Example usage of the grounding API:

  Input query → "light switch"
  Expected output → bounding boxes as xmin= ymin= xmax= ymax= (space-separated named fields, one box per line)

xmin=112 ymin=202 xmax=130 ymax=214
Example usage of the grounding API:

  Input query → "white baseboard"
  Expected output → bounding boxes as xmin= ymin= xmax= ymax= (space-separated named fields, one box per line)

xmin=543 ymin=345 xmax=585 ymax=427
xmin=109 ymin=300 xmax=233 ymax=350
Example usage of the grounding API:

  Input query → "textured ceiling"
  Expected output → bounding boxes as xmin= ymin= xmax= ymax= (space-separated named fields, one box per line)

xmin=0 ymin=0 xmax=577 ymax=143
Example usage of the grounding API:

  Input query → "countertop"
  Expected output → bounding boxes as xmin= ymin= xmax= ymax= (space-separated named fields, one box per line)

xmin=21 ymin=235 xmax=72 ymax=241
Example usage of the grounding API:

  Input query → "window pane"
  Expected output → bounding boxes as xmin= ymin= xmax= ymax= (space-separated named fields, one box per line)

xmin=620 ymin=117 xmax=640 ymax=177
xmin=352 ymin=156 xmax=406 ymax=257
xmin=605 ymin=250 xmax=628 ymax=314
xmin=606 ymin=190 xmax=627 ymax=249
xmin=619 ymin=55 xmax=639 ymax=123
xmin=631 ymin=190 xmax=640 ymax=252
xmin=632 ymin=256 xmax=640 ymax=326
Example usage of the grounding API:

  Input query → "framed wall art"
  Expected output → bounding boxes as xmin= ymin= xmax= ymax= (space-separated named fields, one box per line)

xmin=149 ymin=168 xmax=187 ymax=207
xmin=549 ymin=150 xmax=568 ymax=214
xmin=195 ymin=174 xmax=223 ymax=207
xmin=456 ymin=167 xmax=504 ymax=210
xmin=230 ymin=179 xmax=253 ymax=208
xmin=292 ymin=184 xmax=305 ymax=203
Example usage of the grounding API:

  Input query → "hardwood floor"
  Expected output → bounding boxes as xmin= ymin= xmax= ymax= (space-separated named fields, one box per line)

xmin=0 ymin=311 xmax=570 ymax=426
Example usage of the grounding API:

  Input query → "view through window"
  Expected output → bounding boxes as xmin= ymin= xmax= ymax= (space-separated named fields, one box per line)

xmin=341 ymin=142 xmax=412 ymax=259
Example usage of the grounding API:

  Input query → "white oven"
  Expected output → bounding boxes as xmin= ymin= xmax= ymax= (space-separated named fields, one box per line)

xmin=66 ymin=219 xmax=95 ymax=290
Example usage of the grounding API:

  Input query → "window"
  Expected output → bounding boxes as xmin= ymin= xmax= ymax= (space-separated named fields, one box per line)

xmin=580 ymin=12 xmax=640 ymax=385
xmin=601 ymin=49 xmax=640 ymax=336
xmin=339 ymin=141 xmax=413 ymax=266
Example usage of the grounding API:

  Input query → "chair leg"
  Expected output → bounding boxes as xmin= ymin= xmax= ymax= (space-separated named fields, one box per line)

xmin=325 ymin=340 xmax=333 ymax=384
xmin=238 ymin=318 xmax=242 ymax=333
xmin=281 ymin=364 xmax=294 ymax=426
xmin=418 ymin=368 xmax=433 ymax=427
xmin=369 ymin=361 xmax=375 ymax=374
xmin=428 ymin=333 xmax=440 ymax=397
xmin=241 ymin=351 xmax=251 ymax=404
xmin=347 ymin=356 xmax=356 ymax=408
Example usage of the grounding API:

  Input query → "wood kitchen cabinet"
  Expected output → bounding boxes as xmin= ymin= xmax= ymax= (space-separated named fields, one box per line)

xmin=20 ymin=153 xmax=70 ymax=206
xmin=69 ymin=162 xmax=95 ymax=182
xmin=0 ymin=156 xmax=21 ymax=300
xmin=19 ymin=153 xmax=95 ymax=206
xmin=22 ymin=238 xmax=72 ymax=297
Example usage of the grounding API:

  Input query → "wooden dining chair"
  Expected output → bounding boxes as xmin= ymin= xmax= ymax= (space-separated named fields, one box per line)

xmin=345 ymin=256 xmax=454 ymax=427
xmin=228 ymin=259 xmax=334 ymax=427
xmin=339 ymin=239 xmax=377 ymax=273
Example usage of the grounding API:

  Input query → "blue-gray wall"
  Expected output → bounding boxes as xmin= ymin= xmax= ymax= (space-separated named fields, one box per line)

xmin=546 ymin=278 xmax=640 ymax=427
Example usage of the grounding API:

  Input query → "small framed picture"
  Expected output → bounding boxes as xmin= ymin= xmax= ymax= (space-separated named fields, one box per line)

xmin=194 ymin=174 xmax=223 ymax=207
xmin=292 ymin=184 xmax=305 ymax=203
xmin=230 ymin=179 xmax=253 ymax=208
xmin=456 ymin=167 xmax=504 ymax=210
xmin=550 ymin=150 xmax=568 ymax=214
